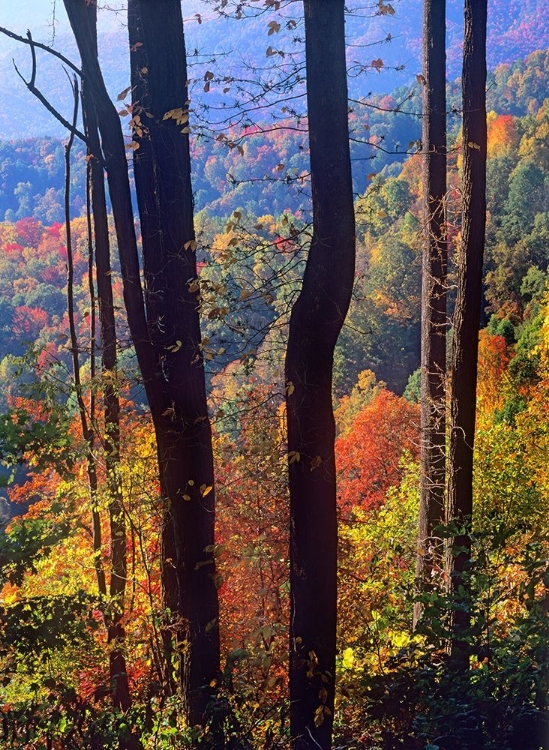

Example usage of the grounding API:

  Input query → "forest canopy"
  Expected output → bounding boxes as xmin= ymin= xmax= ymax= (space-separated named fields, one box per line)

xmin=0 ymin=1 xmax=548 ymax=749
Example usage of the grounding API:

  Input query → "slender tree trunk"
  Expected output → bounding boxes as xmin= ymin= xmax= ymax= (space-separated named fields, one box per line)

xmin=63 ymin=0 xmax=161 ymax=399
xmin=415 ymin=0 xmax=447 ymax=627
xmin=446 ymin=0 xmax=487 ymax=667
xmin=64 ymin=78 xmax=107 ymax=606
xmin=286 ymin=2 xmax=355 ymax=747
xmin=64 ymin=0 xmax=220 ymax=725
xmin=79 ymin=1 xmax=132 ymax=715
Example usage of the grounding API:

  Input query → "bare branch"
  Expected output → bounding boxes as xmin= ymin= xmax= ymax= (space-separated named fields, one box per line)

xmin=0 ymin=24 xmax=82 ymax=76
xmin=12 ymin=32 xmax=87 ymax=143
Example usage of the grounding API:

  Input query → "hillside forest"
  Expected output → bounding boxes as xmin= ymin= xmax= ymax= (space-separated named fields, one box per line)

xmin=0 ymin=1 xmax=548 ymax=749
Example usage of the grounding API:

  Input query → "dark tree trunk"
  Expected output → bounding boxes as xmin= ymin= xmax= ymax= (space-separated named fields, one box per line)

xmin=127 ymin=0 xmax=220 ymax=724
xmin=63 ymin=0 xmax=220 ymax=726
xmin=127 ymin=3 xmax=182 ymax=679
xmin=63 ymin=0 xmax=161 ymax=400
xmin=415 ymin=0 xmax=447 ymax=627
xmin=64 ymin=76 xmax=109 ymax=616
xmin=446 ymin=0 xmax=487 ymax=667
xmin=286 ymin=2 xmax=355 ymax=748
xmin=80 ymin=1 xmax=132 ymax=715
xmin=63 ymin=79 xmax=107 ymax=606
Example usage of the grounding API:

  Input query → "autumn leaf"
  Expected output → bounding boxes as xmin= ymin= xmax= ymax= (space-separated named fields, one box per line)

xmin=314 ymin=705 xmax=325 ymax=727
xmin=310 ymin=455 xmax=322 ymax=471
xmin=378 ymin=0 xmax=395 ymax=15
xmin=117 ymin=85 xmax=132 ymax=101
xmin=166 ymin=340 xmax=182 ymax=353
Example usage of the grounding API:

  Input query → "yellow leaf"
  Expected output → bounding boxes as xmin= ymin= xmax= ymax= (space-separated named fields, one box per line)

xmin=314 ymin=705 xmax=324 ymax=727
xmin=166 ymin=340 xmax=182 ymax=353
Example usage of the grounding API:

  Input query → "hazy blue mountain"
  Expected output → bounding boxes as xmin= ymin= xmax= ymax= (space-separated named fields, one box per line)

xmin=0 ymin=0 xmax=547 ymax=140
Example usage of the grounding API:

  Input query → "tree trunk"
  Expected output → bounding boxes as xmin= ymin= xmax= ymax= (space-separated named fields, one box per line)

xmin=63 ymin=0 xmax=220 ymax=726
xmin=415 ymin=0 xmax=447 ymax=627
xmin=64 ymin=78 xmax=107 ymax=609
xmin=286 ymin=2 xmax=355 ymax=747
xmin=80 ymin=1 xmax=132 ymax=714
xmin=127 ymin=0 xmax=220 ymax=724
xmin=446 ymin=0 xmax=487 ymax=667
xmin=126 ymin=3 xmax=182 ymax=672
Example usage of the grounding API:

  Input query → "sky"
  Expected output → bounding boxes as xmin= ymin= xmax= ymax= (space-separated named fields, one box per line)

xmin=0 ymin=0 xmax=123 ymax=38
xmin=0 ymin=0 xmax=209 ymax=40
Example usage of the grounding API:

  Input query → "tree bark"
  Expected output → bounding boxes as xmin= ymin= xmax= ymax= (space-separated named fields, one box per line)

xmin=63 ymin=0 xmax=220 ymax=726
xmin=286 ymin=2 xmax=355 ymax=747
xmin=415 ymin=0 xmax=447 ymax=627
xmin=64 ymin=76 xmax=109 ymax=614
xmin=446 ymin=0 xmax=487 ymax=667
xmin=79 ymin=1 xmax=132 ymax=716
xmin=127 ymin=0 xmax=220 ymax=724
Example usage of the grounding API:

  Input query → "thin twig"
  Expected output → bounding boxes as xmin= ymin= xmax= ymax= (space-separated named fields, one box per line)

xmin=11 ymin=32 xmax=87 ymax=143
xmin=0 ymin=24 xmax=82 ymax=76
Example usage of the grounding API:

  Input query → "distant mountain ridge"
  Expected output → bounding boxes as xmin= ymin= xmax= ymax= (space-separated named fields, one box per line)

xmin=0 ymin=0 xmax=547 ymax=140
